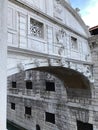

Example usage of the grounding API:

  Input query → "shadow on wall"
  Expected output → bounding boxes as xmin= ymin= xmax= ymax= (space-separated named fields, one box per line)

xmin=34 ymin=66 xmax=91 ymax=90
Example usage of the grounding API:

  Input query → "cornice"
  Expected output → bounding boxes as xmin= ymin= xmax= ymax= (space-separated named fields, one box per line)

xmin=8 ymin=46 xmax=93 ymax=65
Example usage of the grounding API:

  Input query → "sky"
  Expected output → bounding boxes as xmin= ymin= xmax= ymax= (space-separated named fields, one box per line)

xmin=70 ymin=0 xmax=98 ymax=27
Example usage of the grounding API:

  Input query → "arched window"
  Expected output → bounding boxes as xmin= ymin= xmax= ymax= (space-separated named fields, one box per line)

xmin=36 ymin=124 xmax=40 ymax=130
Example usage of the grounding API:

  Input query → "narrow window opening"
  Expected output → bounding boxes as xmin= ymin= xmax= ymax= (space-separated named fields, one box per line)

xmin=71 ymin=36 xmax=78 ymax=50
xmin=11 ymin=103 xmax=15 ymax=110
xmin=45 ymin=112 xmax=55 ymax=124
xmin=26 ymin=81 xmax=32 ymax=89
xmin=46 ymin=81 xmax=55 ymax=91
xmin=25 ymin=107 xmax=31 ymax=115
xmin=12 ymin=81 xmax=16 ymax=88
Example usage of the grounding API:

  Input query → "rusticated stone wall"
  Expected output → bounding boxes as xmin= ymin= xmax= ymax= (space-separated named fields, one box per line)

xmin=7 ymin=70 xmax=93 ymax=130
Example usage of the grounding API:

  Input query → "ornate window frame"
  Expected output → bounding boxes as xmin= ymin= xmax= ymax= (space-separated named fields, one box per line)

xmin=28 ymin=14 xmax=45 ymax=40
xmin=71 ymin=36 xmax=78 ymax=51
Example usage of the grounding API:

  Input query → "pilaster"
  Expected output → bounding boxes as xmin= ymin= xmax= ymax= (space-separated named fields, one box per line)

xmin=0 ymin=0 xmax=7 ymax=130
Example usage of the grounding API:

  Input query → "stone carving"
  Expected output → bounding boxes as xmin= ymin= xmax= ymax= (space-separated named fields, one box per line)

xmin=83 ymin=65 xmax=93 ymax=81
xmin=46 ymin=73 xmax=54 ymax=80
xmin=34 ymin=59 xmax=40 ymax=67
xmin=54 ymin=0 xmax=63 ymax=19
xmin=17 ymin=62 xmax=24 ymax=71
xmin=56 ymin=28 xmax=66 ymax=45
xmin=60 ymin=58 xmax=66 ymax=66
xmin=56 ymin=28 xmax=66 ymax=55
xmin=54 ymin=0 xmax=62 ymax=14
xmin=25 ymin=70 xmax=32 ymax=81
xmin=30 ymin=18 xmax=43 ymax=38
xmin=48 ymin=58 xmax=54 ymax=66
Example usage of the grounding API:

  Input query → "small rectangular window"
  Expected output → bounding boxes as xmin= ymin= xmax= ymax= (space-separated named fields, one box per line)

xmin=25 ymin=107 xmax=31 ymax=115
xmin=45 ymin=112 xmax=55 ymax=124
xmin=30 ymin=18 xmax=44 ymax=38
xmin=71 ymin=36 xmax=78 ymax=50
xmin=11 ymin=103 xmax=15 ymax=110
xmin=46 ymin=81 xmax=55 ymax=91
xmin=26 ymin=81 xmax=32 ymax=89
xmin=77 ymin=120 xmax=93 ymax=130
xmin=12 ymin=81 xmax=16 ymax=88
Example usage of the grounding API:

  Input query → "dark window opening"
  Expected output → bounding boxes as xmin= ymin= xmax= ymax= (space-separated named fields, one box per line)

xmin=26 ymin=81 xmax=32 ymax=89
xmin=77 ymin=120 xmax=93 ymax=130
xmin=25 ymin=107 xmax=31 ymax=115
xmin=45 ymin=112 xmax=55 ymax=124
xmin=36 ymin=124 xmax=40 ymax=130
xmin=11 ymin=103 xmax=15 ymax=110
xmin=71 ymin=36 xmax=78 ymax=50
xmin=12 ymin=81 xmax=16 ymax=88
xmin=46 ymin=81 xmax=55 ymax=91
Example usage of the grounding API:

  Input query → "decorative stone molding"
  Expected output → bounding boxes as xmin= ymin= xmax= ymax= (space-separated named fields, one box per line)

xmin=56 ymin=28 xmax=66 ymax=55
xmin=34 ymin=59 xmax=40 ymax=67
xmin=46 ymin=73 xmax=54 ymax=80
xmin=24 ymin=70 xmax=32 ymax=81
xmin=60 ymin=58 xmax=66 ymax=66
xmin=70 ymin=108 xmax=89 ymax=123
xmin=48 ymin=58 xmax=60 ymax=66
xmin=54 ymin=0 xmax=63 ymax=19
xmin=54 ymin=0 xmax=62 ymax=14
xmin=17 ymin=62 xmax=25 ymax=71
xmin=56 ymin=28 xmax=66 ymax=45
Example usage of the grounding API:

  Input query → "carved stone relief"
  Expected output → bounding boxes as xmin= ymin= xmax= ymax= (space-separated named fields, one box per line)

xmin=17 ymin=62 xmax=25 ymax=71
xmin=54 ymin=0 xmax=63 ymax=19
xmin=56 ymin=28 xmax=66 ymax=55
xmin=25 ymin=70 xmax=32 ymax=81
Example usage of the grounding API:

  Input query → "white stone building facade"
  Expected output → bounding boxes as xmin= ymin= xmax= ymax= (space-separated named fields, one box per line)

xmin=0 ymin=0 xmax=95 ymax=129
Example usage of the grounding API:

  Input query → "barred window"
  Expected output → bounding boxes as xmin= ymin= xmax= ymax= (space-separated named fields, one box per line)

xmin=26 ymin=81 xmax=32 ymax=89
xmin=11 ymin=103 xmax=15 ymax=110
xmin=45 ymin=112 xmax=55 ymax=124
xmin=30 ymin=18 xmax=44 ymax=38
xmin=46 ymin=81 xmax=55 ymax=91
xmin=12 ymin=81 xmax=16 ymax=88
xmin=25 ymin=107 xmax=31 ymax=115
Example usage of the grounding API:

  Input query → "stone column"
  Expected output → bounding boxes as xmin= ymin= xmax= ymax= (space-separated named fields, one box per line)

xmin=0 ymin=0 xmax=7 ymax=130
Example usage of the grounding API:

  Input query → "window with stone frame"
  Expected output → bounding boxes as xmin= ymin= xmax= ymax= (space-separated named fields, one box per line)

xmin=45 ymin=112 xmax=55 ymax=124
xmin=26 ymin=81 xmax=32 ymax=89
xmin=71 ymin=36 xmax=78 ymax=50
xmin=30 ymin=18 xmax=44 ymax=38
xmin=25 ymin=107 xmax=31 ymax=116
xmin=12 ymin=81 xmax=17 ymax=88
xmin=45 ymin=81 xmax=55 ymax=91
xmin=11 ymin=103 xmax=15 ymax=110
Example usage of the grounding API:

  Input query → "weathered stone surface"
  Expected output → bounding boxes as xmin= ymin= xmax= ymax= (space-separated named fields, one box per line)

xmin=7 ymin=70 xmax=93 ymax=130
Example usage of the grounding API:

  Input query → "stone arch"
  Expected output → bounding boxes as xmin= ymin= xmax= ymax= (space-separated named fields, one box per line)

xmin=32 ymin=66 xmax=91 ymax=90
xmin=8 ymin=60 xmax=93 ymax=90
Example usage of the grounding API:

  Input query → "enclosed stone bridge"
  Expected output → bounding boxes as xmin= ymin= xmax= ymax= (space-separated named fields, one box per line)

xmin=0 ymin=0 xmax=95 ymax=130
xmin=7 ymin=0 xmax=93 ymax=90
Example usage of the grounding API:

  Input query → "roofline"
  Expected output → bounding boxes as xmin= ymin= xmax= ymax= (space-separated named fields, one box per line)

xmin=89 ymin=25 xmax=98 ymax=31
xmin=61 ymin=0 xmax=90 ymax=37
